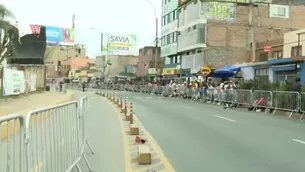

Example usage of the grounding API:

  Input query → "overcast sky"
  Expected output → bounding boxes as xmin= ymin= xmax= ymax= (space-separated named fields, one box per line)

xmin=3 ymin=0 xmax=162 ymax=57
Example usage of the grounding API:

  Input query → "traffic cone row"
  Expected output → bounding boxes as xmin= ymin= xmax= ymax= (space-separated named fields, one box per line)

xmin=108 ymin=94 xmax=145 ymax=145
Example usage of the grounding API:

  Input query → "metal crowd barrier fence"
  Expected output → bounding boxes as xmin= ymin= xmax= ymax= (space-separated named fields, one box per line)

xmin=0 ymin=96 xmax=94 ymax=172
xmin=100 ymin=83 xmax=305 ymax=120
xmin=0 ymin=114 xmax=25 ymax=172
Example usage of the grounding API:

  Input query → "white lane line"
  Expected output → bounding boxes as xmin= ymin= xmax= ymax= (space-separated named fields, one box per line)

xmin=182 ymin=105 xmax=190 ymax=109
xmin=292 ymin=139 xmax=305 ymax=145
xmin=214 ymin=115 xmax=236 ymax=122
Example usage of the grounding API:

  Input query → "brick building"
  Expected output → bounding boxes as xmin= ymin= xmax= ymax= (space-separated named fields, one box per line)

xmin=177 ymin=0 xmax=305 ymax=72
xmin=45 ymin=45 xmax=88 ymax=78
xmin=139 ymin=46 xmax=163 ymax=76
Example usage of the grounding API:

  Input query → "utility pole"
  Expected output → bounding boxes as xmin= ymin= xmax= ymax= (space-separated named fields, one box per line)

xmin=72 ymin=14 xmax=75 ymax=29
xmin=248 ymin=0 xmax=255 ymax=62
xmin=154 ymin=18 xmax=158 ymax=75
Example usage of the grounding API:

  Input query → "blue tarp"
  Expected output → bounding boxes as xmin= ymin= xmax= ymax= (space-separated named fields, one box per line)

xmin=210 ymin=65 xmax=241 ymax=78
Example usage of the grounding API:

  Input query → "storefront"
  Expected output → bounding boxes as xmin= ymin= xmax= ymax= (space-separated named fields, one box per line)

xmin=162 ymin=67 xmax=179 ymax=78
xmin=267 ymin=57 xmax=305 ymax=83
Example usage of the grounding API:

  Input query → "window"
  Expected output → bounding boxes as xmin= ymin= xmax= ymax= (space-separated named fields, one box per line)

xmin=291 ymin=46 xmax=302 ymax=56
xmin=173 ymin=32 xmax=177 ymax=42
xmin=272 ymin=51 xmax=282 ymax=58
xmin=269 ymin=4 xmax=289 ymax=18
xmin=255 ymin=69 xmax=268 ymax=76
xmin=166 ymin=35 xmax=170 ymax=45
xmin=259 ymin=52 xmax=268 ymax=61
xmin=162 ymin=16 xmax=166 ymax=26
xmin=169 ymin=57 xmax=174 ymax=64
xmin=177 ymin=55 xmax=181 ymax=63
xmin=169 ymin=34 xmax=174 ymax=44
xmin=173 ymin=10 xmax=176 ymax=20
xmin=166 ymin=15 xmax=170 ymax=24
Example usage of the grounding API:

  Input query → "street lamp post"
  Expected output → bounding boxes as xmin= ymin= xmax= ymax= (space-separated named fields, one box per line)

xmin=145 ymin=0 xmax=158 ymax=75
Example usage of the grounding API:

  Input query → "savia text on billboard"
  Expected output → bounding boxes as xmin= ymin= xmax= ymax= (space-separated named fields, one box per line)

xmin=101 ymin=33 xmax=137 ymax=55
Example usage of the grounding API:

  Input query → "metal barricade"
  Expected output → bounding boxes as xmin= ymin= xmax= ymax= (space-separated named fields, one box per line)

xmin=299 ymin=93 xmax=305 ymax=120
xmin=0 ymin=114 xmax=25 ymax=172
xmin=272 ymin=91 xmax=300 ymax=117
xmin=23 ymin=97 xmax=94 ymax=172
xmin=236 ymin=89 xmax=253 ymax=107
xmin=252 ymin=90 xmax=273 ymax=113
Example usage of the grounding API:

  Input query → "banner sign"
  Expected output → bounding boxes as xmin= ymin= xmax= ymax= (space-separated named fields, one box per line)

xmin=101 ymin=33 xmax=137 ymax=55
xmin=201 ymin=2 xmax=236 ymax=21
xmin=2 ymin=68 xmax=26 ymax=96
xmin=45 ymin=26 xmax=75 ymax=45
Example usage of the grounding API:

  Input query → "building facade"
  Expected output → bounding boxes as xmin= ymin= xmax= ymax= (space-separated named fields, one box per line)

xmin=283 ymin=28 xmax=305 ymax=57
xmin=139 ymin=46 xmax=163 ymax=79
xmin=161 ymin=0 xmax=180 ymax=76
xmin=177 ymin=0 xmax=207 ymax=75
xmin=177 ymin=0 xmax=305 ymax=75
xmin=45 ymin=44 xmax=87 ymax=78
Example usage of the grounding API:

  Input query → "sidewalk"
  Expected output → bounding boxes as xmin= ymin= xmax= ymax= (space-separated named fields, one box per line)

xmin=0 ymin=91 xmax=73 ymax=116
xmin=77 ymin=94 xmax=126 ymax=172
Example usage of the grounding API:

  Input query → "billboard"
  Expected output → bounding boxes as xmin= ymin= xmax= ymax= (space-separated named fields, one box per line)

xmin=201 ymin=2 xmax=236 ymax=21
xmin=101 ymin=33 xmax=136 ymax=55
xmin=45 ymin=26 xmax=75 ymax=45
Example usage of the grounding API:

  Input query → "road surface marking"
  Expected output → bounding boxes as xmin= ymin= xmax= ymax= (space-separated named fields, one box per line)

xmin=214 ymin=115 xmax=236 ymax=122
xmin=182 ymin=105 xmax=190 ymax=109
xmin=292 ymin=139 xmax=305 ymax=145
xmin=158 ymin=100 xmax=164 ymax=103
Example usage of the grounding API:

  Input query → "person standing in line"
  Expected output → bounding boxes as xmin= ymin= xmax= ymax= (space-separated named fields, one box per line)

xmin=82 ymin=82 xmax=86 ymax=92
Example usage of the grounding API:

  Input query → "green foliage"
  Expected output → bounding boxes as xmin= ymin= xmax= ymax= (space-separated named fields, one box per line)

xmin=239 ymin=80 xmax=296 ymax=91
xmin=0 ymin=4 xmax=18 ymax=63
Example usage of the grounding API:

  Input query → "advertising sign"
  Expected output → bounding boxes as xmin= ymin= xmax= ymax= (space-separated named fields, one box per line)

xmin=101 ymin=33 xmax=137 ymax=55
xmin=2 ymin=68 xmax=26 ymax=96
xmin=264 ymin=46 xmax=272 ymax=52
xmin=45 ymin=26 xmax=75 ymax=45
xmin=201 ymin=2 xmax=236 ymax=21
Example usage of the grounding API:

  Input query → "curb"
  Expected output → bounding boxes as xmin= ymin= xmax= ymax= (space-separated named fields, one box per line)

xmin=100 ymin=91 xmax=176 ymax=172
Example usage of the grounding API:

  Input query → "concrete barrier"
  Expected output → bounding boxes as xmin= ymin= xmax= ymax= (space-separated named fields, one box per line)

xmin=130 ymin=124 xmax=139 ymax=135
xmin=137 ymin=145 xmax=151 ymax=165
xmin=1 ymin=93 xmax=74 ymax=140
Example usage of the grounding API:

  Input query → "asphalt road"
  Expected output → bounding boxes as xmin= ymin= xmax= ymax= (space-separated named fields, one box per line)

xmin=117 ymin=91 xmax=305 ymax=172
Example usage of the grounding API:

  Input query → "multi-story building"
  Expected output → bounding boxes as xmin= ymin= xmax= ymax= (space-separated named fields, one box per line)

xmin=139 ymin=46 xmax=163 ymax=80
xmin=177 ymin=0 xmax=305 ymax=75
xmin=45 ymin=44 xmax=88 ymax=78
xmin=161 ymin=0 xmax=180 ymax=77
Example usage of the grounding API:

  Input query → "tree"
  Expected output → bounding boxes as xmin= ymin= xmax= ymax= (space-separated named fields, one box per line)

xmin=0 ymin=4 xmax=19 ymax=65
